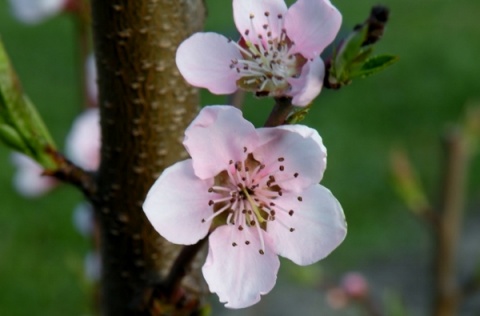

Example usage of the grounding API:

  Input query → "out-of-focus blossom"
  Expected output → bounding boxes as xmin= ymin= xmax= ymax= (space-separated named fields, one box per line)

xmin=72 ymin=202 xmax=94 ymax=237
xmin=326 ymin=287 xmax=349 ymax=310
xmin=341 ymin=272 xmax=369 ymax=299
xmin=8 ymin=0 xmax=68 ymax=24
xmin=65 ymin=108 xmax=101 ymax=171
xmin=85 ymin=54 xmax=98 ymax=106
xmin=84 ymin=251 xmax=101 ymax=282
xmin=176 ymin=0 xmax=342 ymax=106
xmin=10 ymin=153 xmax=57 ymax=197
xmin=144 ymin=106 xmax=346 ymax=308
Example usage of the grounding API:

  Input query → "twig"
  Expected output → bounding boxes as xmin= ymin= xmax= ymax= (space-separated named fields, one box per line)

xmin=161 ymin=237 xmax=208 ymax=299
xmin=432 ymin=127 xmax=469 ymax=316
xmin=264 ymin=97 xmax=294 ymax=127
xmin=43 ymin=147 xmax=97 ymax=201
xmin=227 ymin=90 xmax=245 ymax=110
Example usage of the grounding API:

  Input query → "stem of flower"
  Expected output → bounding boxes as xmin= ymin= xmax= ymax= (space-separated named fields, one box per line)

xmin=264 ymin=97 xmax=293 ymax=127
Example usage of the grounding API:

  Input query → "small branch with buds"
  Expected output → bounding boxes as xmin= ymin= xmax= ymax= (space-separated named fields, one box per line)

xmin=43 ymin=147 xmax=97 ymax=201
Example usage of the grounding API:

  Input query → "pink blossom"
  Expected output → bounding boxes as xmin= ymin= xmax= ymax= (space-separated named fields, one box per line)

xmin=341 ymin=272 xmax=369 ymax=299
xmin=176 ymin=0 xmax=342 ymax=106
xmin=8 ymin=0 xmax=67 ymax=24
xmin=65 ymin=108 xmax=101 ymax=171
xmin=143 ymin=106 xmax=346 ymax=308
xmin=85 ymin=54 xmax=98 ymax=106
xmin=10 ymin=153 xmax=58 ymax=197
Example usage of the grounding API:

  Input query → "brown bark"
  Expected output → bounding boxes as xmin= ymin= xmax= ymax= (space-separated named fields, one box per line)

xmin=90 ymin=1 xmax=206 ymax=315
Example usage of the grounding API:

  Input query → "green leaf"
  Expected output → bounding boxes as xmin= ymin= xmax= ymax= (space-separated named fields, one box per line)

xmin=0 ymin=123 xmax=30 ymax=154
xmin=0 ymin=37 xmax=57 ymax=168
xmin=334 ymin=26 xmax=368 ymax=79
xmin=351 ymin=54 xmax=399 ymax=78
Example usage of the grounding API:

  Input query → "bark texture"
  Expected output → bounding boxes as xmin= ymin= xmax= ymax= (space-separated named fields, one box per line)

xmin=90 ymin=1 xmax=206 ymax=315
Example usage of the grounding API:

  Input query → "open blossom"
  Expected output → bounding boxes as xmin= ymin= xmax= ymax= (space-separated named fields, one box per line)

xmin=176 ymin=0 xmax=342 ymax=106
xmin=8 ymin=0 xmax=67 ymax=24
xmin=143 ymin=106 xmax=347 ymax=308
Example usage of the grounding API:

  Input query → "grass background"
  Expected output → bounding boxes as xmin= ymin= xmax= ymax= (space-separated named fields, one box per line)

xmin=0 ymin=0 xmax=479 ymax=315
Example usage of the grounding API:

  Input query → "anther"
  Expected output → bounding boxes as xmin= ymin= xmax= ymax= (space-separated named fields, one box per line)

xmin=232 ymin=242 xmax=237 ymax=247
xmin=297 ymin=196 xmax=303 ymax=202
xmin=243 ymin=146 xmax=247 ymax=152
xmin=294 ymin=172 xmax=299 ymax=178
xmin=259 ymin=249 xmax=265 ymax=255
xmin=250 ymin=14 xmax=254 ymax=19
xmin=201 ymin=219 xmax=205 ymax=223
xmin=208 ymin=188 xmax=213 ymax=192
xmin=264 ymin=11 xmax=270 ymax=17
xmin=208 ymin=200 xmax=214 ymax=206
xmin=279 ymin=165 xmax=285 ymax=171
xmin=278 ymin=157 xmax=285 ymax=161
xmin=289 ymin=210 xmax=294 ymax=216
xmin=277 ymin=14 xmax=283 ymax=19
xmin=289 ymin=228 xmax=295 ymax=232
xmin=245 ymin=241 xmax=250 ymax=245
xmin=238 ymin=225 xmax=244 ymax=231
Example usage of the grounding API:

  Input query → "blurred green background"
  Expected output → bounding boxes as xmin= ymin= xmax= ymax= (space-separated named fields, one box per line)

xmin=0 ymin=0 xmax=479 ymax=315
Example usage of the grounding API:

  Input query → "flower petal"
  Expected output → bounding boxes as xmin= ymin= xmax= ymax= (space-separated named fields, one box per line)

xmin=10 ymin=153 xmax=57 ymax=197
xmin=143 ymin=160 xmax=216 ymax=245
xmin=65 ymin=108 xmax=101 ymax=171
xmin=176 ymin=32 xmax=242 ymax=94
xmin=267 ymin=185 xmax=347 ymax=265
xmin=9 ymin=0 xmax=65 ymax=24
xmin=202 ymin=225 xmax=280 ymax=308
xmin=253 ymin=124 xmax=327 ymax=192
xmin=285 ymin=0 xmax=342 ymax=58
xmin=184 ymin=106 xmax=259 ymax=179
xmin=288 ymin=57 xmax=325 ymax=106
xmin=233 ymin=0 xmax=288 ymax=46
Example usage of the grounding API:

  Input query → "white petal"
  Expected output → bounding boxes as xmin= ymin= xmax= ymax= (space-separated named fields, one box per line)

xmin=253 ymin=124 xmax=327 ymax=193
xmin=176 ymin=32 xmax=242 ymax=94
xmin=184 ymin=106 xmax=259 ymax=179
xmin=143 ymin=160 xmax=216 ymax=245
xmin=288 ymin=57 xmax=325 ymax=106
xmin=65 ymin=109 xmax=101 ymax=171
xmin=202 ymin=226 xmax=280 ymax=308
xmin=285 ymin=0 xmax=342 ymax=58
xmin=85 ymin=54 xmax=98 ymax=105
xmin=9 ymin=0 xmax=65 ymax=24
xmin=267 ymin=185 xmax=347 ymax=265
xmin=233 ymin=0 xmax=288 ymax=46
xmin=10 ymin=153 xmax=56 ymax=197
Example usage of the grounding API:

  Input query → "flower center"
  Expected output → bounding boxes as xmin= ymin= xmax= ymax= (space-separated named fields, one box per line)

xmin=229 ymin=11 xmax=306 ymax=96
xmin=203 ymin=152 xmax=301 ymax=255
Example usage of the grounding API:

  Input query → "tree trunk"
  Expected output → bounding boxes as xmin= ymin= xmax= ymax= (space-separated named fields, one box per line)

xmin=90 ymin=1 xmax=206 ymax=314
